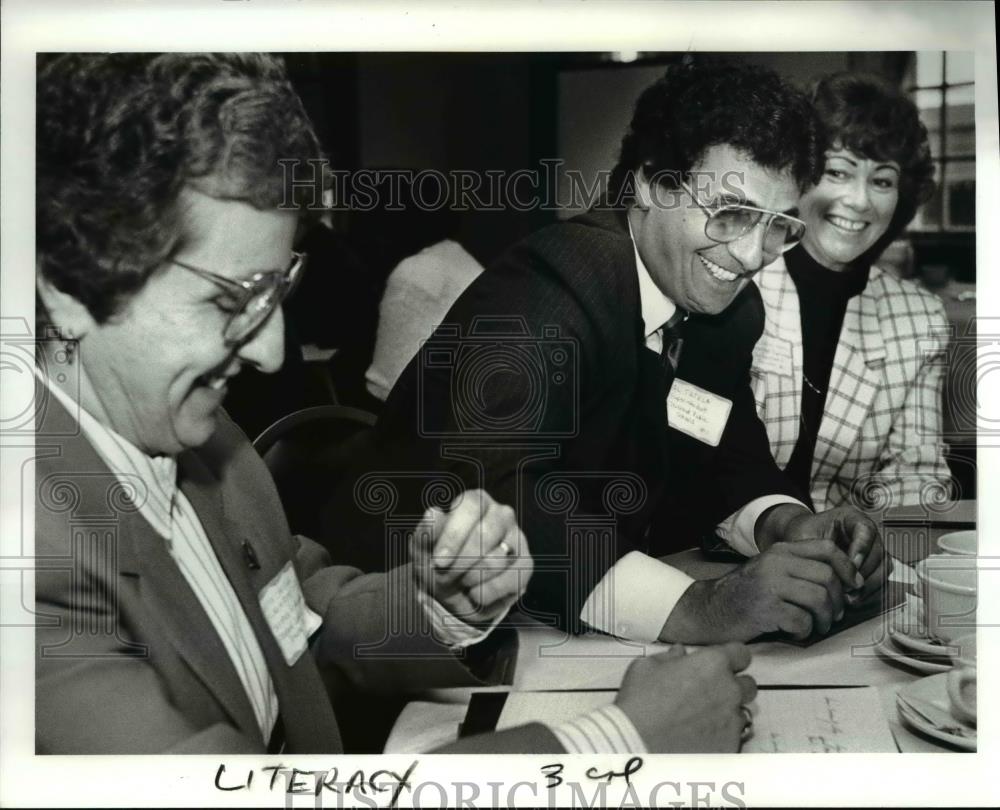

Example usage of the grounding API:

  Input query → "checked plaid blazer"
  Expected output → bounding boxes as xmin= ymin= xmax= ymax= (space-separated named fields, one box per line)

xmin=750 ymin=257 xmax=951 ymax=513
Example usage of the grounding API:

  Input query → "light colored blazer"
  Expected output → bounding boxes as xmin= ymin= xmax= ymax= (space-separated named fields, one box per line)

xmin=34 ymin=393 xmax=556 ymax=754
xmin=750 ymin=259 xmax=951 ymax=513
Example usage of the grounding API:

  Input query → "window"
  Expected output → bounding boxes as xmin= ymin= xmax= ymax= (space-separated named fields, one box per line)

xmin=906 ymin=52 xmax=975 ymax=231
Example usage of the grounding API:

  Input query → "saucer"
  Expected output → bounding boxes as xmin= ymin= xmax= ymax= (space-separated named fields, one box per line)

xmin=896 ymin=673 xmax=976 ymax=751
xmin=875 ymin=636 xmax=952 ymax=674
xmin=887 ymin=598 xmax=957 ymax=658
xmin=889 ymin=621 xmax=957 ymax=658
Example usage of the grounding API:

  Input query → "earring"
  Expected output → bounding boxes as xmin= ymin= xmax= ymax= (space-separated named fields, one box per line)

xmin=58 ymin=328 xmax=77 ymax=365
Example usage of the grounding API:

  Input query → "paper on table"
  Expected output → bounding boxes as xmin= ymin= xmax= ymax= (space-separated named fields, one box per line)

xmin=496 ymin=687 xmax=897 ymax=753
xmin=743 ymin=687 xmax=897 ymax=753
xmin=497 ymin=691 xmax=614 ymax=729
xmin=889 ymin=560 xmax=917 ymax=586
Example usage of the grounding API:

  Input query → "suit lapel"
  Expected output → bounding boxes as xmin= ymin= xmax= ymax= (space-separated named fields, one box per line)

xmin=577 ymin=204 xmax=673 ymax=514
xmin=629 ymin=234 xmax=673 ymax=506
xmin=813 ymin=285 xmax=886 ymax=479
xmin=182 ymin=448 xmax=343 ymax=753
xmin=754 ymin=264 xmax=804 ymax=468
xmin=40 ymin=387 xmax=343 ymax=751
xmin=38 ymin=393 xmax=261 ymax=737
xmin=129 ymin=510 xmax=263 ymax=741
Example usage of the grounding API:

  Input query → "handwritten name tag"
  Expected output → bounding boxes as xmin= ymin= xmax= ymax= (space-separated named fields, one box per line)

xmin=258 ymin=561 xmax=316 ymax=667
xmin=753 ymin=334 xmax=794 ymax=378
xmin=667 ymin=379 xmax=732 ymax=447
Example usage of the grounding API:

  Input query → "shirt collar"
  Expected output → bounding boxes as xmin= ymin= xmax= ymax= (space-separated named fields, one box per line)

xmin=34 ymin=364 xmax=178 ymax=498
xmin=627 ymin=217 xmax=677 ymax=338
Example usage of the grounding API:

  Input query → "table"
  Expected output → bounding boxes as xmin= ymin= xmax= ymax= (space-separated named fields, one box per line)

xmin=385 ymin=550 xmax=960 ymax=754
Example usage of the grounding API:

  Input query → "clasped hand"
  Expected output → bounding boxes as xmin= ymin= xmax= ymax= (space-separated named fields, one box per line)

xmin=410 ymin=489 xmax=532 ymax=626
xmin=662 ymin=506 xmax=889 ymax=643
xmin=780 ymin=505 xmax=889 ymax=599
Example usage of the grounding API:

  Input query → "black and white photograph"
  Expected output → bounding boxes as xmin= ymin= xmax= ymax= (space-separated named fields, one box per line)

xmin=0 ymin=1 xmax=997 ymax=807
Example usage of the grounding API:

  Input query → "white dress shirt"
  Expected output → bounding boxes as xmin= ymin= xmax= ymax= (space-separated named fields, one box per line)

xmin=578 ymin=224 xmax=806 ymax=642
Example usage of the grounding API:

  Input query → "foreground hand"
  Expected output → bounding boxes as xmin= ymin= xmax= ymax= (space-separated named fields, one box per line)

xmin=782 ymin=505 xmax=888 ymax=601
xmin=410 ymin=489 xmax=532 ymax=625
xmin=659 ymin=538 xmax=863 ymax=643
xmin=615 ymin=643 xmax=756 ymax=752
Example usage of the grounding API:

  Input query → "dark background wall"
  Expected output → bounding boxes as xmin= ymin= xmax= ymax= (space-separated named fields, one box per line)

xmin=282 ymin=51 xmax=920 ymax=265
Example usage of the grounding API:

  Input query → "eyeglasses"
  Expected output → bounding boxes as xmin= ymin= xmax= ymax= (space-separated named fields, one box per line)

xmin=169 ymin=251 xmax=307 ymax=346
xmin=681 ymin=182 xmax=806 ymax=258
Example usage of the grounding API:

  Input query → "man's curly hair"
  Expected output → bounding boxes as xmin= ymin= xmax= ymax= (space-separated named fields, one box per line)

xmin=37 ymin=53 xmax=324 ymax=323
xmin=810 ymin=71 xmax=936 ymax=264
xmin=609 ymin=57 xmax=822 ymax=203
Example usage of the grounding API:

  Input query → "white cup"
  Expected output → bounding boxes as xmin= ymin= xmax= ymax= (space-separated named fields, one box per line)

xmin=936 ymin=530 xmax=977 ymax=557
xmin=946 ymin=633 xmax=977 ymax=726
xmin=947 ymin=668 xmax=977 ymax=726
xmin=915 ymin=555 xmax=977 ymax=643
xmin=948 ymin=632 xmax=977 ymax=668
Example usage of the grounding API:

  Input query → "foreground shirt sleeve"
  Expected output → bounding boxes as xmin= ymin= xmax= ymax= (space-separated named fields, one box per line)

xmin=550 ymin=703 xmax=647 ymax=753
xmin=580 ymin=551 xmax=695 ymax=642
xmin=715 ymin=494 xmax=810 ymax=557
xmin=415 ymin=588 xmax=511 ymax=649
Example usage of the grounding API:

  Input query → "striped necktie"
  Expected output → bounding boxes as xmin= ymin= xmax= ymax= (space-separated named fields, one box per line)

xmin=660 ymin=310 xmax=687 ymax=384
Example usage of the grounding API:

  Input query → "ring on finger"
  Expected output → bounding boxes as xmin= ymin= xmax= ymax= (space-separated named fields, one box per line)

xmin=739 ymin=706 xmax=754 ymax=743
xmin=497 ymin=540 xmax=515 ymax=557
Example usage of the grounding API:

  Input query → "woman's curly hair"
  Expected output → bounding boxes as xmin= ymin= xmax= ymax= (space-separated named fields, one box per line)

xmin=609 ymin=57 xmax=823 ymax=202
xmin=810 ymin=71 xmax=935 ymax=261
xmin=37 ymin=53 xmax=324 ymax=323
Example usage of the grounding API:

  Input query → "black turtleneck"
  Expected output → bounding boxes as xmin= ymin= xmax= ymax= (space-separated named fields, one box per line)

xmin=782 ymin=243 xmax=871 ymax=504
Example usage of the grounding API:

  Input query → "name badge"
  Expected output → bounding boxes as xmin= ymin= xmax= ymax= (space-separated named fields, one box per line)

xmin=258 ymin=561 xmax=316 ymax=667
xmin=753 ymin=334 xmax=794 ymax=378
xmin=667 ymin=379 xmax=733 ymax=447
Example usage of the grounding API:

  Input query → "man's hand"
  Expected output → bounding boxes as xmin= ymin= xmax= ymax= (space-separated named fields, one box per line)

xmin=615 ymin=643 xmax=756 ymax=752
xmin=659 ymin=538 xmax=863 ymax=643
xmin=777 ymin=505 xmax=889 ymax=601
xmin=410 ymin=489 xmax=532 ymax=626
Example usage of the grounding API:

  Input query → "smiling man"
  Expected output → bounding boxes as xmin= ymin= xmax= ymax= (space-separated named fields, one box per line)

xmin=346 ymin=58 xmax=889 ymax=645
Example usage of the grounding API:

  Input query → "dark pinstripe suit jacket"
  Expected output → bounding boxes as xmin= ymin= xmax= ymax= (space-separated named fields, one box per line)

xmin=337 ymin=208 xmax=797 ymax=631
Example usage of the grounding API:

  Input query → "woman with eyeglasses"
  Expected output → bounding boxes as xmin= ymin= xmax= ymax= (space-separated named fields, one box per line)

xmin=33 ymin=52 xmax=540 ymax=754
xmin=750 ymin=72 xmax=950 ymax=512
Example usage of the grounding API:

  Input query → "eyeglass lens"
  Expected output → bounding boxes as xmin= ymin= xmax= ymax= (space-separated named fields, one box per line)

xmin=224 ymin=282 xmax=279 ymax=343
xmin=706 ymin=209 xmax=803 ymax=255
xmin=224 ymin=256 xmax=303 ymax=344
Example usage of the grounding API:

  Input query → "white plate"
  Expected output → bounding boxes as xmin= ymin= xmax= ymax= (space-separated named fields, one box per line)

xmin=887 ymin=598 xmax=958 ymax=658
xmin=896 ymin=674 xmax=976 ymax=751
xmin=890 ymin=628 xmax=956 ymax=658
xmin=876 ymin=637 xmax=952 ymax=674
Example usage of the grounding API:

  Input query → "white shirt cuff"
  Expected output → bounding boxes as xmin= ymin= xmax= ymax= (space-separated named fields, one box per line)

xmin=550 ymin=703 xmax=647 ymax=754
xmin=715 ymin=495 xmax=809 ymax=557
xmin=414 ymin=588 xmax=510 ymax=649
xmin=579 ymin=551 xmax=695 ymax=642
